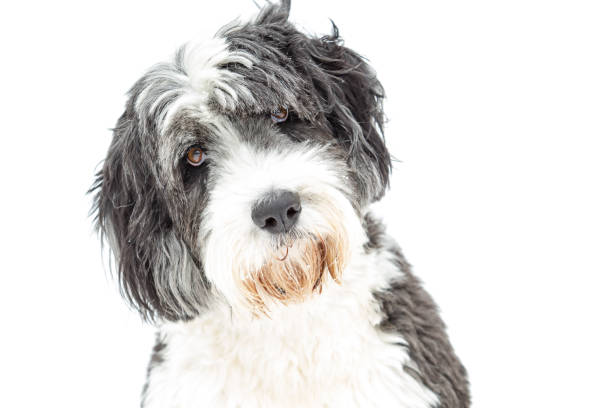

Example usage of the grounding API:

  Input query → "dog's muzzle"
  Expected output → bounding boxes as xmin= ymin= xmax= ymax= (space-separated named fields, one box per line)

xmin=236 ymin=190 xmax=348 ymax=313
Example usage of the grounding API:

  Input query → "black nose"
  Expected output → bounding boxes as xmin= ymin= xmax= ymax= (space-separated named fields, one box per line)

xmin=251 ymin=190 xmax=302 ymax=234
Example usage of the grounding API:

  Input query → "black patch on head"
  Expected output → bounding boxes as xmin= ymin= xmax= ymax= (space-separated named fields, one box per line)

xmin=220 ymin=1 xmax=392 ymax=204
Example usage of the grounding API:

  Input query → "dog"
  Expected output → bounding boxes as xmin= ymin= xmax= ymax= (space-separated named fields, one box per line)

xmin=91 ymin=1 xmax=470 ymax=407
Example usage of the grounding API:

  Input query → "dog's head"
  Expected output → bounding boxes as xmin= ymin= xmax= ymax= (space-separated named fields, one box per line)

xmin=91 ymin=0 xmax=391 ymax=321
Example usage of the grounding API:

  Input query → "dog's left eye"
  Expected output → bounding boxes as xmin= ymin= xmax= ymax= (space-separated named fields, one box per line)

xmin=186 ymin=146 xmax=206 ymax=166
xmin=271 ymin=105 xmax=289 ymax=123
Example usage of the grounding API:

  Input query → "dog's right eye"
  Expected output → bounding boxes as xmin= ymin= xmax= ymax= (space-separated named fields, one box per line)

xmin=271 ymin=105 xmax=289 ymax=123
xmin=186 ymin=146 xmax=206 ymax=166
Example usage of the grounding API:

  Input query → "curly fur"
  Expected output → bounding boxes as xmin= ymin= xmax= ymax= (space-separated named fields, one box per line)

xmin=90 ymin=1 xmax=469 ymax=407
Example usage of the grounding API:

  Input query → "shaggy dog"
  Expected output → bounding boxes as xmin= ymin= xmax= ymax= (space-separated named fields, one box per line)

xmin=91 ymin=1 xmax=470 ymax=407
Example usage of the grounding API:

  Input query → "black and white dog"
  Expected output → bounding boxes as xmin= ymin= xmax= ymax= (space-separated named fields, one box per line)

xmin=91 ymin=1 xmax=470 ymax=406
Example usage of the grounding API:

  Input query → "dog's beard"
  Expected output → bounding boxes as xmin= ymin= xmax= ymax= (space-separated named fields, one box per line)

xmin=235 ymin=224 xmax=348 ymax=314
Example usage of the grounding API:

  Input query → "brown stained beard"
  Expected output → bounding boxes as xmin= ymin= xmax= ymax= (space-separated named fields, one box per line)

xmin=236 ymin=224 xmax=348 ymax=314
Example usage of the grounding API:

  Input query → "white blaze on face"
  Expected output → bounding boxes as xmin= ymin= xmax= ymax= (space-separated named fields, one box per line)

xmin=196 ymin=123 xmax=361 ymax=311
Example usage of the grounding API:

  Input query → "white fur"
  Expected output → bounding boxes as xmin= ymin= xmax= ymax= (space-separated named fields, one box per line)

xmin=143 ymin=245 xmax=439 ymax=408
xmin=197 ymin=121 xmax=352 ymax=309
xmin=135 ymin=26 xmax=440 ymax=405
xmin=151 ymin=36 xmax=257 ymax=133
xmin=141 ymin=123 xmax=439 ymax=407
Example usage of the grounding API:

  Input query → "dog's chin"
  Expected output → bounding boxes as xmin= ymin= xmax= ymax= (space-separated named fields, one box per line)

xmin=235 ymin=229 xmax=348 ymax=314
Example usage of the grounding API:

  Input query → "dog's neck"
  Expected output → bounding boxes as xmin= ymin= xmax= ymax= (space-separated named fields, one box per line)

xmin=146 ymin=244 xmax=438 ymax=408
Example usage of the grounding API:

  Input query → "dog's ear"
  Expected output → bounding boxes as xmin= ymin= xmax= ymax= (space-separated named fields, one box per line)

xmin=306 ymin=24 xmax=391 ymax=204
xmin=90 ymin=109 xmax=207 ymax=322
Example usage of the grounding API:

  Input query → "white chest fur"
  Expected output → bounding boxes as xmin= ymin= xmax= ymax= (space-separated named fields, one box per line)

xmin=143 ymin=251 xmax=439 ymax=408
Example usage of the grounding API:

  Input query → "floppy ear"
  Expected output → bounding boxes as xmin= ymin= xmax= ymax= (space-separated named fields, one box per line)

xmin=306 ymin=24 xmax=392 ymax=203
xmin=90 ymin=108 xmax=207 ymax=322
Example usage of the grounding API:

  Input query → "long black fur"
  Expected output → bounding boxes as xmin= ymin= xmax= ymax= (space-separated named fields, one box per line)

xmin=220 ymin=4 xmax=391 ymax=203
xmin=91 ymin=1 xmax=469 ymax=406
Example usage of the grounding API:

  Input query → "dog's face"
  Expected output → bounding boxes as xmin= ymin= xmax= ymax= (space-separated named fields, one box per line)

xmin=92 ymin=1 xmax=391 ymax=321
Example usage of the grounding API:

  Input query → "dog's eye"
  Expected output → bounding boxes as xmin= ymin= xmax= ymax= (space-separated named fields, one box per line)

xmin=186 ymin=146 xmax=206 ymax=166
xmin=271 ymin=105 xmax=289 ymax=123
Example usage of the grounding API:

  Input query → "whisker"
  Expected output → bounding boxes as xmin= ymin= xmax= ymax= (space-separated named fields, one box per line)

xmin=273 ymin=246 xmax=289 ymax=261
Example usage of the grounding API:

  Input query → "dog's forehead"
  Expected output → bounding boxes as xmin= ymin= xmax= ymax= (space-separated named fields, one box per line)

xmin=134 ymin=18 xmax=323 ymax=139
xmin=218 ymin=21 xmax=319 ymax=117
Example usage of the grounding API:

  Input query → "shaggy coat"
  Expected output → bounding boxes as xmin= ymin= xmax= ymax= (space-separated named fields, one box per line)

xmin=91 ymin=1 xmax=470 ymax=407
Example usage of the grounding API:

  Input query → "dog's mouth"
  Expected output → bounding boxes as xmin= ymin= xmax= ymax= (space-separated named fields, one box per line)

xmin=235 ymin=227 xmax=348 ymax=314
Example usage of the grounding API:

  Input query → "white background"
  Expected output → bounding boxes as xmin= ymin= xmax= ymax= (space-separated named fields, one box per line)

xmin=1 ymin=1 xmax=611 ymax=406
